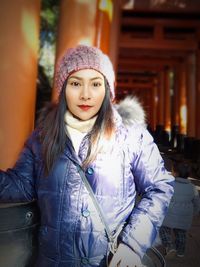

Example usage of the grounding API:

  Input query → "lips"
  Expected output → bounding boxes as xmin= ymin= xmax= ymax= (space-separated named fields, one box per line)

xmin=78 ymin=105 xmax=92 ymax=111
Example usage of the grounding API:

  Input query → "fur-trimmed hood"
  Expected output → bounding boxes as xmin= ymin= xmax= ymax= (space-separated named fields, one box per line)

xmin=115 ymin=96 xmax=146 ymax=128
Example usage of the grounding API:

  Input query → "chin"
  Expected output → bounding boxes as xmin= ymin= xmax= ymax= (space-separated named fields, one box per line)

xmin=73 ymin=114 xmax=92 ymax=121
xmin=79 ymin=116 xmax=93 ymax=121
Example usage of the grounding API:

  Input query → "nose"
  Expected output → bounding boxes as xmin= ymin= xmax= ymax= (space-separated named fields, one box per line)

xmin=80 ymin=85 xmax=91 ymax=100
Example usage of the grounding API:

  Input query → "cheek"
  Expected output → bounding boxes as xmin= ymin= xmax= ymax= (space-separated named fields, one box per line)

xmin=65 ymin=88 xmax=69 ymax=102
xmin=65 ymin=89 xmax=75 ymax=104
xmin=65 ymin=95 xmax=74 ymax=112
xmin=97 ymin=91 xmax=106 ymax=106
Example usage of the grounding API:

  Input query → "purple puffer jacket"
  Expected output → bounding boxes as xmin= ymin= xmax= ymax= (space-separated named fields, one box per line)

xmin=0 ymin=108 xmax=174 ymax=267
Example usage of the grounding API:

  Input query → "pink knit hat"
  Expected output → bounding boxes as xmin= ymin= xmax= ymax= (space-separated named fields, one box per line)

xmin=54 ymin=45 xmax=115 ymax=99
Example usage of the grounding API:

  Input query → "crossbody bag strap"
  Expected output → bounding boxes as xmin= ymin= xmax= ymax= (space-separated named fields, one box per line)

xmin=76 ymin=165 xmax=165 ymax=267
xmin=76 ymin=164 xmax=119 ymax=254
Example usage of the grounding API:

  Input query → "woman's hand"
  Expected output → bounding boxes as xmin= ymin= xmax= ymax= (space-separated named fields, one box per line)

xmin=108 ymin=243 xmax=144 ymax=267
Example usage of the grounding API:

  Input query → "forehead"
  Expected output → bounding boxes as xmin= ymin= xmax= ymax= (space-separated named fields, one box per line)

xmin=68 ymin=69 xmax=104 ymax=79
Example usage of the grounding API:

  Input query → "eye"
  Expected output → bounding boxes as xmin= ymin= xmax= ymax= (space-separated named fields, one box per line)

xmin=93 ymin=81 xmax=102 ymax=87
xmin=69 ymin=81 xmax=81 ymax=87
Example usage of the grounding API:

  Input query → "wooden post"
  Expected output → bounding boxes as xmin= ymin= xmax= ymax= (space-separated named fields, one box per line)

xmin=163 ymin=67 xmax=171 ymax=132
xmin=109 ymin=0 xmax=122 ymax=73
xmin=52 ymin=0 xmax=97 ymax=101
xmin=152 ymin=80 xmax=158 ymax=131
xmin=186 ymin=53 xmax=196 ymax=137
xmin=196 ymin=46 xmax=200 ymax=138
xmin=94 ymin=0 xmax=113 ymax=54
xmin=157 ymin=70 xmax=165 ymax=126
xmin=0 ymin=0 xmax=41 ymax=169
xmin=178 ymin=62 xmax=187 ymax=135
xmin=52 ymin=0 xmax=118 ymax=102
xmin=172 ymin=66 xmax=180 ymax=127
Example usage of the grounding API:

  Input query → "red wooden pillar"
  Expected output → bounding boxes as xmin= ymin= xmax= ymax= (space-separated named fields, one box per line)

xmin=94 ymin=0 xmax=113 ymax=54
xmin=157 ymin=70 xmax=165 ymax=127
xmin=178 ymin=62 xmax=187 ymax=135
xmin=186 ymin=53 xmax=196 ymax=137
xmin=52 ymin=0 xmax=97 ymax=101
xmin=163 ymin=67 xmax=171 ymax=132
xmin=0 ymin=0 xmax=41 ymax=169
xmin=52 ymin=0 xmax=116 ymax=101
xmin=152 ymin=79 xmax=158 ymax=131
xmin=196 ymin=49 xmax=200 ymax=138
xmin=109 ymin=0 xmax=122 ymax=73
xmin=55 ymin=0 xmax=97 ymax=61
xmin=172 ymin=66 xmax=180 ymax=127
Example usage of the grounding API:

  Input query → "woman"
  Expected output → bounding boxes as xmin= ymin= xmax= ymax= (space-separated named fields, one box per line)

xmin=0 ymin=45 xmax=174 ymax=267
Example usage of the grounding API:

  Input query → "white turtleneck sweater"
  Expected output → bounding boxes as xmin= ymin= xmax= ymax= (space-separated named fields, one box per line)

xmin=64 ymin=111 xmax=97 ymax=154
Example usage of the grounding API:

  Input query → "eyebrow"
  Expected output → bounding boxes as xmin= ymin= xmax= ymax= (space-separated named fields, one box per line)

xmin=68 ymin=76 xmax=103 ymax=81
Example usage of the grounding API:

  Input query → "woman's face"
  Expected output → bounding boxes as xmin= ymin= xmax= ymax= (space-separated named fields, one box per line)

xmin=65 ymin=69 xmax=106 ymax=121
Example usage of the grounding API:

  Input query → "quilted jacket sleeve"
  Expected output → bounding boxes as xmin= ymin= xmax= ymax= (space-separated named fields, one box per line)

xmin=120 ymin=126 xmax=174 ymax=258
xmin=0 ymin=132 xmax=38 ymax=203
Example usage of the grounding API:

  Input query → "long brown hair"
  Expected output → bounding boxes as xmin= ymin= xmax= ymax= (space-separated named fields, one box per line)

xmin=37 ymin=79 xmax=115 ymax=175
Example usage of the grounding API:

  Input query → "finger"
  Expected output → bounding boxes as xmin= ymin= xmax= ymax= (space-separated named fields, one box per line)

xmin=109 ymin=255 xmax=121 ymax=267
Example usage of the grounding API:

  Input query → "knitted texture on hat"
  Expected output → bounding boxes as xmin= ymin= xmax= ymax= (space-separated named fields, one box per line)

xmin=54 ymin=45 xmax=115 ymax=99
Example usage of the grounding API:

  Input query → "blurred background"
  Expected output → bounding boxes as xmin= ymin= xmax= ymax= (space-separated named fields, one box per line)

xmin=0 ymin=0 xmax=200 ymax=179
